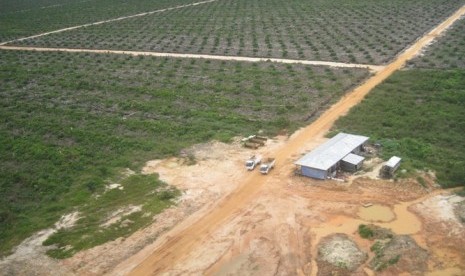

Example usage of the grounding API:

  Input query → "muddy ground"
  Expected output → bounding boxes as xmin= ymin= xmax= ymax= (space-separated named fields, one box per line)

xmin=1 ymin=136 xmax=464 ymax=276
xmin=2 ymin=7 xmax=465 ymax=273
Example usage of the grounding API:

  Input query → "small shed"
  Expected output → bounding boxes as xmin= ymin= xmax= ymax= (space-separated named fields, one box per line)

xmin=381 ymin=156 xmax=401 ymax=177
xmin=341 ymin=153 xmax=365 ymax=172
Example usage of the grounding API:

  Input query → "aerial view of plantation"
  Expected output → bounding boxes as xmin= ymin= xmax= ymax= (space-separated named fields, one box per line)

xmin=0 ymin=0 xmax=464 ymax=275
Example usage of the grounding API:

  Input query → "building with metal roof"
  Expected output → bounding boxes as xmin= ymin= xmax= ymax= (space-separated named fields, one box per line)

xmin=341 ymin=153 xmax=365 ymax=172
xmin=385 ymin=156 xmax=401 ymax=168
xmin=294 ymin=133 xmax=369 ymax=179
xmin=380 ymin=156 xmax=402 ymax=177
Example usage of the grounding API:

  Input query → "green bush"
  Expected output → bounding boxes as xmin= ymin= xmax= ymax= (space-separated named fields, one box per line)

xmin=358 ymin=224 xmax=374 ymax=239
xmin=0 ymin=50 xmax=368 ymax=256
xmin=333 ymin=69 xmax=465 ymax=188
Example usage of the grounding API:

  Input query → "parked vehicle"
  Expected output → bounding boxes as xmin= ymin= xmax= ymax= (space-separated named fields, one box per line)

xmin=241 ymin=135 xmax=268 ymax=149
xmin=259 ymin=158 xmax=275 ymax=174
xmin=245 ymin=155 xmax=262 ymax=170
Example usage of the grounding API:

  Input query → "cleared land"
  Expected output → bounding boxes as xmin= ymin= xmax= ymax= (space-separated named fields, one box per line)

xmin=0 ymin=49 xmax=368 ymax=256
xmin=8 ymin=0 xmax=465 ymax=64
xmin=0 ymin=0 xmax=195 ymax=42
xmin=1 ymin=0 xmax=465 ymax=275
xmin=128 ymin=6 xmax=465 ymax=274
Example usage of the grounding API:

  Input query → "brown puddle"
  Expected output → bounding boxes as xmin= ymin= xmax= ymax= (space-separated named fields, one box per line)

xmin=310 ymin=199 xmax=425 ymax=276
xmin=379 ymin=201 xmax=422 ymax=235
xmin=357 ymin=204 xmax=395 ymax=222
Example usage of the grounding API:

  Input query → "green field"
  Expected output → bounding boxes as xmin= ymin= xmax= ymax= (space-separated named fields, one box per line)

xmin=0 ymin=49 xmax=368 ymax=256
xmin=332 ymin=69 xmax=465 ymax=187
xmin=2 ymin=0 xmax=465 ymax=261
xmin=0 ymin=0 xmax=194 ymax=42
xmin=8 ymin=0 xmax=465 ymax=64
xmin=333 ymin=14 xmax=465 ymax=187
xmin=410 ymin=16 xmax=465 ymax=69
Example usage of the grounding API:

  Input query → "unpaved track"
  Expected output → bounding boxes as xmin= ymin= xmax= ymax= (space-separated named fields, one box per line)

xmin=3 ymin=0 xmax=92 ymax=15
xmin=0 ymin=45 xmax=383 ymax=71
xmin=128 ymin=4 xmax=465 ymax=275
xmin=0 ymin=0 xmax=218 ymax=46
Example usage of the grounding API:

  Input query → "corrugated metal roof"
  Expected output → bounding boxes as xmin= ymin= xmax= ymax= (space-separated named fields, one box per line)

xmin=342 ymin=153 xmax=365 ymax=165
xmin=385 ymin=156 xmax=401 ymax=168
xmin=294 ymin=133 xmax=369 ymax=170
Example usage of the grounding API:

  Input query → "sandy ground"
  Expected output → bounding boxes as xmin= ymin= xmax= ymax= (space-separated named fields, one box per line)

xmin=125 ymin=4 xmax=465 ymax=275
xmin=0 ymin=212 xmax=79 ymax=276
xmin=1 ymin=3 xmax=465 ymax=276
xmin=1 ymin=137 xmax=463 ymax=276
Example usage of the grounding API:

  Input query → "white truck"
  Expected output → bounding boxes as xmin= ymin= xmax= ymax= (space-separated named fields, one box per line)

xmin=259 ymin=158 xmax=275 ymax=174
xmin=245 ymin=155 xmax=262 ymax=170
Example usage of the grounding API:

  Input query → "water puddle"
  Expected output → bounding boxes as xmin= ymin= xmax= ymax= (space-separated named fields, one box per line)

xmin=380 ymin=201 xmax=422 ymax=235
xmin=358 ymin=204 xmax=395 ymax=222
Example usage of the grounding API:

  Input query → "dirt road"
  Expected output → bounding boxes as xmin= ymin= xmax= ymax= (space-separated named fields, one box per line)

xmin=0 ymin=0 xmax=219 ymax=46
xmin=0 ymin=45 xmax=383 ymax=71
xmin=127 ymin=4 xmax=465 ymax=275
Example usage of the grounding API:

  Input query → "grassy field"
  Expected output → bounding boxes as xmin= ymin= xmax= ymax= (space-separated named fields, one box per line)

xmin=333 ymin=16 xmax=465 ymax=187
xmin=332 ymin=69 xmax=465 ymax=187
xmin=0 ymin=0 xmax=194 ymax=42
xmin=9 ymin=0 xmax=465 ymax=64
xmin=0 ymin=49 xmax=368 ymax=257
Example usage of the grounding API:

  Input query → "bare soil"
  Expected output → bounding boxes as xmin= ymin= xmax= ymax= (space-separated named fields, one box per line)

xmin=369 ymin=235 xmax=428 ymax=274
xmin=317 ymin=234 xmax=367 ymax=274
xmin=1 ymin=139 xmax=464 ymax=276
xmin=0 ymin=213 xmax=79 ymax=276
xmin=456 ymin=202 xmax=465 ymax=224
xmin=1 ymin=4 xmax=464 ymax=276
xmin=125 ymin=6 xmax=465 ymax=275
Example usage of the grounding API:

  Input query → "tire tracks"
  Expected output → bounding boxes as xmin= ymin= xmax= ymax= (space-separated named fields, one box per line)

xmin=125 ymin=3 xmax=465 ymax=275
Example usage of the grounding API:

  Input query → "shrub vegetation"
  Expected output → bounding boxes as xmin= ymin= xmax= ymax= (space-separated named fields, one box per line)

xmin=8 ymin=0 xmax=465 ymax=64
xmin=0 ymin=0 xmax=193 ymax=42
xmin=0 ymin=50 xmax=367 ymax=256
xmin=333 ymin=69 xmax=465 ymax=187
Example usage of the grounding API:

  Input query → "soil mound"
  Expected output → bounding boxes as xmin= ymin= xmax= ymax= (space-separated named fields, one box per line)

xmin=317 ymin=234 xmax=367 ymax=275
xmin=370 ymin=235 xmax=428 ymax=273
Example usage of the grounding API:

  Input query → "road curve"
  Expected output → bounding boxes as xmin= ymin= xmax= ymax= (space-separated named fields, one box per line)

xmin=126 ymin=4 xmax=465 ymax=275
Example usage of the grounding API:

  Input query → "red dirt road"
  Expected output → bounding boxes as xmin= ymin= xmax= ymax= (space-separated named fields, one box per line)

xmin=128 ymin=4 xmax=465 ymax=276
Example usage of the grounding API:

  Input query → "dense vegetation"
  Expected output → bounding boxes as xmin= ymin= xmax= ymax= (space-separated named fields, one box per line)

xmin=0 ymin=0 xmax=194 ymax=42
xmin=333 ymin=69 xmax=465 ymax=187
xmin=10 ymin=0 xmax=465 ymax=64
xmin=0 ymin=49 xmax=368 ymax=256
